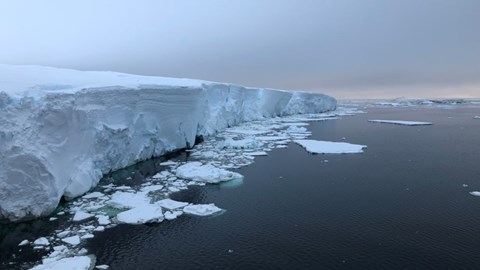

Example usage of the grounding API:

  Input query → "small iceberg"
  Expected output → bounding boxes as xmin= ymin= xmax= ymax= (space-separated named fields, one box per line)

xmin=368 ymin=120 xmax=433 ymax=126
xmin=294 ymin=140 xmax=367 ymax=154
xmin=469 ymin=191 xmax=480 ymax=196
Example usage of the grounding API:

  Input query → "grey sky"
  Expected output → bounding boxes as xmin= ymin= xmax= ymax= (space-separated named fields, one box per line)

xmin=1 ymin=0 xmax=479 ymax=98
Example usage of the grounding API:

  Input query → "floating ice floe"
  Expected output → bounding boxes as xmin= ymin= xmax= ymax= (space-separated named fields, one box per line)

xmin=220 ymin=137 xmax=260 ymax=149
xmin=368 ymin=120 xmax=433 ymax=126
xmin=116 ymin=205 xmax=164 ymax=224
xmin=469 ymin=191 xmax=480 ymax=196
xmin=34 ymin=237 xmax=49 ymax=246
xmin=62 ymin=235 xmax=81 ymax=246
xmin=245 ymin=151 xmax=268 ymax=156
xmin=474 ymin=116 xmax=480 ymax=119
xmin=176 ymin=162 xmax=243 ymax=183
xmin=157 ymin=199 xmax=189 ymax=210
xmin=31 ymin=255 xmax=93 ymax=270
xmin=294 ymin=140 xmax=367 ymax=154
xmin=183 ymin=204 xmax=223 ymax=216
xmin=72 ymin=211 xmax=94 ymax=222
xmin=82 ymin=192 xmax=104 ymax=199
xmin=18 ymin=239 xmax=29 ymax=246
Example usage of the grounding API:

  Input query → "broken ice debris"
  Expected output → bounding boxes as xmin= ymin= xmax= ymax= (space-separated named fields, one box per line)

xmin=82 ymin=192 xmax=104 ymax=199
xmin=157 ymin=199 xmax=189 ymax=210
xmin=469 ymin=191 xmax=480 ymax=196
xmin=18 ymin=239 xmax=29 ymax=246
xmin=62 ymin=235 xmax=81 ymax=246
xmin=294 ymin=140 xmax=367 ymax=154
xmin=176 ymin=162 xmax=243 ymax=183
xmin=368 ymin=120 xmax=433 ymax=126
xmin=183 ymin=204 xmax=223 ymax=216
xmin=33 ymin=237 xmax=49 ymax=246
xmin=116 ymin=205 xmax=164 ymax=224
xmin=31 ymin=255 xmax=93 ymax=270
xmin=73 ymin=211 xmax=94 ymax=222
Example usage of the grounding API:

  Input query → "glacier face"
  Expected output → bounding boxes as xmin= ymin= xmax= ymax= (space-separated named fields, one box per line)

xmin=0 ymin=64 xmax=336 ymax=221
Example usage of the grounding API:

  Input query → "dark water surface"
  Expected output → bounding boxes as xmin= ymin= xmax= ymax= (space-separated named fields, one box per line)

xmin=86 ymin=106 xmax=480 ymax=270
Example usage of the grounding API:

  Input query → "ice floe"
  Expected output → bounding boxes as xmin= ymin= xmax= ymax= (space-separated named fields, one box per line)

xmin=176 ymin=162 xmax=243 ymax=183
xmin=368 ymin=120 xmax=433 ymax=126
xmin=34 ymin=237 xmax=50 ymax=246
xmin=157 ymin=199 xmax=189 ymax=210
xmin=469 ymin=191 xmax=480 ymax=196
xmin=72 ymin=211 xmax=94 ymax=222
xmin=30 ymin=255 xmax=93 ymax=270
xmin=62 ymin=235 xmax=81 ymax=246
xmin=294 ymin=140 xmax=367 ymax=154
xmin=183 ymin=204 xmax=223 ymax=216
xmin=116 ymin=205 xmax=164 ymax=224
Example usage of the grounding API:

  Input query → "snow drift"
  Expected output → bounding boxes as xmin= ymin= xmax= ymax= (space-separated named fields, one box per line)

xmin=0 ymin=64 xmax=336 ymax=221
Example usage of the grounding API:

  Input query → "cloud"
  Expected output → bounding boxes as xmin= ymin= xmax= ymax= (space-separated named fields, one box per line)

xmin=1 ymin=0 xmax=479 ymax=98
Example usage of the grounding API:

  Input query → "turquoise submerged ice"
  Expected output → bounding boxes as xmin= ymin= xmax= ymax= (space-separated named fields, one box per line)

xmin=0 ymin=64 xmax=336 ymax=221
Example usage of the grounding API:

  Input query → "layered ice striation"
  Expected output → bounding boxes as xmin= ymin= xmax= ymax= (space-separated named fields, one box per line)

xmin=0 ymin=64 xmax=336 ymax=221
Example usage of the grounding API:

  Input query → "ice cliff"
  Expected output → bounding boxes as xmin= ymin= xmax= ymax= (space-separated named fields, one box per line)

xmin=0 ymin=64 xmax=336 ymax=221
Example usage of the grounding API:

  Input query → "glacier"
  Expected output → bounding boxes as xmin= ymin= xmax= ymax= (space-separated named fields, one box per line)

xmin=0 ymin=64 xmax=336 ymax=221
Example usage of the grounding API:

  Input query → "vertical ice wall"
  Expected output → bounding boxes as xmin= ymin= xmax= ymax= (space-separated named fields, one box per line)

xmin=0 ymin=66 xmax=336 ymax=221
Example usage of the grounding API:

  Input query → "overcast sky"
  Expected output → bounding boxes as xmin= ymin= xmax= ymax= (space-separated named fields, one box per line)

xmin=1 ymin=0 xmax=479 ymax=98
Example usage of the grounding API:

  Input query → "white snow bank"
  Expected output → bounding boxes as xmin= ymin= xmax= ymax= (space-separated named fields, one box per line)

xmin=294 ymin=140 xmax=367 ymax=154
xmin=176 ymin=162 xmax=243 ymax=183
xmin=183 ymin=204 xmax=223 ymax=216
xmin=368 ymin=120 xmax=433 ymax=126
xmin=0 ymin=64 xmax=336 ymax=221
xmin=31 ymin=255 xmax=92 ymax=270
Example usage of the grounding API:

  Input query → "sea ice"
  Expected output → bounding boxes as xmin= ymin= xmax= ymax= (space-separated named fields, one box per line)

xmin=18 ymin=239 xmax=29 ymax=246
xmin=176 ymin=162 xmax=243 ymax=183
xmin=157 ymin=199 xmax=189 ymax=210
xmin=62 ymin=235 xmax=81 ymax=246
xmin=82 ymin=192 xmax=104 ymax=199
xmin=220 ymin=137 xmax=260 ymax=149
xmin=245 ymin=151 xmax=268 ymax=156
xmin=116 ymin=205 xmax=164 ymax=224
xmin=368 ymin=120 xmax=433 ymax=126
xmin=107 ymin=191 xmax=151 ymax=209
xmin=33 ymin=237 xmax=49 ymax=246
xmin=96 ymin=215 xmax=111 ymax=225
xmin=72 ymin=211 xmax=94 ymax=222
xmin=469 ymin=191 xmax=480 ymax=196
xmin=183 ymin=204 xmax=223 ymax=216
xmin=294 ymin=140 xmax=367 ymax=154
xmin=30 ymin=256 xmax=92 ymax=270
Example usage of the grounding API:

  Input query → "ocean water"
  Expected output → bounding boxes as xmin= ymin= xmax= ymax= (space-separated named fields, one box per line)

xmin=2 ymin=105 xmax=480 ymax=269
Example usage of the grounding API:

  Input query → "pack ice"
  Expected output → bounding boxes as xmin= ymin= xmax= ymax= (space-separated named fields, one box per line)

xmin=0 ymin=64 xmax=336 ymax=221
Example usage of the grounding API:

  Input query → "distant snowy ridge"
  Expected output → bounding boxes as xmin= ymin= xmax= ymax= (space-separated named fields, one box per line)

xmin=0 ymin=64 xmax=336 ymax=221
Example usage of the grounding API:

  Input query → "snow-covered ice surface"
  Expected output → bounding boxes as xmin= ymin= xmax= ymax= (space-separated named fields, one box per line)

xmin=368 ymin=120 xmax=433 ymax=126
xmin=294 ymin=140 xmax=367 ymax=154
xmin=15 ymin=106 xmax=363 ymax=269
xmin=0 ymin=64 xmax=336 ymax=221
